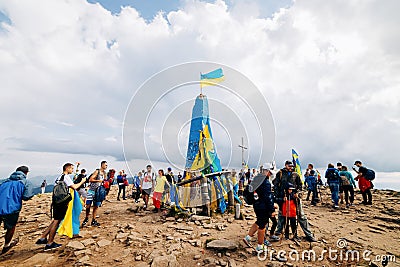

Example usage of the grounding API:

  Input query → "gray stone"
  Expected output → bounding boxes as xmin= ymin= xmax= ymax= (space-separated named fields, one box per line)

xmin=116 ymin=233 xmax=129 ymax=239
xmin=206 ymin=239 xmax=238 ymax=251
xmin=191 ymin=215 xmax=211 ymax=221
xmin=97 ymin=239 xmax=111 ymax=247
xmin=151 ymin=255 xmax=178 ymax=267
xmin=81 ymin=238 xmax=96 ymax=246
xmin=194 ymin=255 xmax=201 ymax=260
xmin=66 ymin=241 xmax=85 ymax=250
xmin=228 ymin=259 xmax=237 ymax=267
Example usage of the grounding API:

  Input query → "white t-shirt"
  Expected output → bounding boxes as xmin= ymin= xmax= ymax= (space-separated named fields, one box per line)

xmin=142 ymin=171 xmax=154 ymax=190
xmin=55 ymin=174 xmax=74 ymax=187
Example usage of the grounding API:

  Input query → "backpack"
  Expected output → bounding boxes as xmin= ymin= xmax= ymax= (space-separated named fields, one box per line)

xmin=364 ymin=169 xmax=375 ymax=181
xmin=94 ymin=185 xmax=107 ymax=202
xmin=327 ymin=169 xmax=340 ymax=183
xmin=340 ymin=176 xmax=350 ymax=186
xmin=243 ymin=185 xmax=255 ymax=205
xmin=52 ymin=174 xmax=72 ymax=205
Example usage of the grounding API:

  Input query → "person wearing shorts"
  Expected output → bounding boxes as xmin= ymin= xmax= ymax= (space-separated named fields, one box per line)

xmin=243 ymin=166 xmax=275 ymax=252
xmin=82 ymin=161 xmax=107 ymax=227
xmin=0 ymin=166 xmax=34 ymax=254
xmin=36 ymin=163 xmax=86 ymax=251
xmin=141 ymin=165 xmax=155 ymax=210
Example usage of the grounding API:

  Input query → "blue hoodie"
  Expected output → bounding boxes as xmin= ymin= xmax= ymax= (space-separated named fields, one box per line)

xmin=0 ymin=171 xmax=34 ymax=215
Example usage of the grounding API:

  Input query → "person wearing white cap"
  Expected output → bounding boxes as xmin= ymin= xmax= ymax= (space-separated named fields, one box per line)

xmin=242 ymin=165 xmax=275 ymax=252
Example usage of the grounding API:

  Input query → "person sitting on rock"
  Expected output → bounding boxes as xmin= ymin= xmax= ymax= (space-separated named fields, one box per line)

xmin=0 ymin=166 xmax=34 ymax=254
xmin=243 ymin=165 xmax=275 ymax=252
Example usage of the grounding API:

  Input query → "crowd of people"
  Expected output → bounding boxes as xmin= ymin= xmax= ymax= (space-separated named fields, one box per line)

xmin=0 ymin=159 xmax=375 ymax=255
xmin=242 ymin=159 xmax=375 ymax=253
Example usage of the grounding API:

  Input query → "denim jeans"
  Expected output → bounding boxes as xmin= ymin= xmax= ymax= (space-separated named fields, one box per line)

xmin=329 ymin=182 xmax=340 ymax=206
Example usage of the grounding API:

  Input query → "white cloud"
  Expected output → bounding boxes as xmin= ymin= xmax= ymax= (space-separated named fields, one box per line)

xmin=0 ymin=0 xmax=399 ymax=178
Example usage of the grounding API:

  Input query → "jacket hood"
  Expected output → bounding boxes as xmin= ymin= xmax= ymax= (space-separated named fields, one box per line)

xmin=9 ymin=171 xmax=27 ymax=181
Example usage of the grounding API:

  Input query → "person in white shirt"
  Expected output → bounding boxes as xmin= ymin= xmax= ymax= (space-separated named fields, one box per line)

xmin=35 ymin=163 xmax=86 ymax=251
xmin=141 ymin=165 xmax=155 ymax=210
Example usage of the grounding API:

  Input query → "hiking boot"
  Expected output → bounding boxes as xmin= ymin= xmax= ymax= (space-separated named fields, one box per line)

xmin=305 ymin=236 xmax=317 ymax=242
xmin=292 ymin=235 xmax=301 ymax=242
xmin=242 ymin=236 xmax=252 ymax=247
xmin=255 ymin=244 xmax=268 ymax=253
xmin=270 ymin=235 xmax=280 ymax=242
xmin=91 ymin=220 xmax=100 ymax=227
xmin=117 ymin=198 xmax=120 ymax=201
xmin=333 ymin=205 xmax=339 ymax=209
xmin=264 ymin=240 xmax=272 ymax=247
xmin=1 ymin=239 xmax=19 ymax=254
xmin=81 ymin=217 xmax=89 ymax=227
xmin=35 ymin=237 xmax=48 ymax=245
xmin=44 ymin=242 xmax=62 ymax=251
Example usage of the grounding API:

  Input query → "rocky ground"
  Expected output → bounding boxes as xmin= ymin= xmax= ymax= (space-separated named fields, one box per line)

xmin=0 ymin=186 xmax=399 ymax=267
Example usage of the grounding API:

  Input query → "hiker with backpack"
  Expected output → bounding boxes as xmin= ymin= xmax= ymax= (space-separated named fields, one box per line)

xmin=82 ymin=161 xmax=108 ymax=227
xmin=36 ymin=163 xmax=86 ymax=251
xmin=353 ymin=160 xmax=374 ymax=205
xmin=325 ymin=163 xmax=341 ymax=209
xmin=0 ymin=166 xmax=34 ymax=254
xmin=272 ymin=161 xmax=316 ymax=242
xmin=243 ymin=165 xmax=275 ymax=252
xmin=304 ymin=164 xmax=318 ymax=205
xmin=339 ymin=166 xmax=356 ymax=207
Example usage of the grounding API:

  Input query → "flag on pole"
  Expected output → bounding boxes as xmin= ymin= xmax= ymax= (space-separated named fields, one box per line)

xmin=292 ymin=149 xmax=303 ymax=180
xmin=200 ymin=68 xmax=224 ymax=88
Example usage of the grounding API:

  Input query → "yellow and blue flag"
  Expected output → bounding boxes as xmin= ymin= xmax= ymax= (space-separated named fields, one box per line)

xmin=200 ymin=68 xmax=224 ymax=88
xmin=292 ymin=149 xmax=303 ymax=180
xmin=57 ymin=189 xmax=83 ymax=238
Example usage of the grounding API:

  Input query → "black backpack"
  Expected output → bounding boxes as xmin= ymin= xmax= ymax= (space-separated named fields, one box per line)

xmin=327 ymin=169 xmax=340 ymax=183
xmin=52 ymin=174 xmax=72 ymax=205
xmin=364 ymin=169 xmax=375 ymax=181
xmin=243 ymin=185 xmax=255 ymax=205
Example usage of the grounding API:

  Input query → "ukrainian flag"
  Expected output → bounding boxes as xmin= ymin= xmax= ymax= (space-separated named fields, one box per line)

xmin=200 ymin=68 xmax=224 ymax=88
xmin=292 ymin=149 xmax=303 ymax=180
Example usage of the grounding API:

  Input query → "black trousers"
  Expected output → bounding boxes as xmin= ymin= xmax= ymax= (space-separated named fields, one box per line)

xmin=269 ymin=216 xmax=277 ymax=236
xmin=343 ymin=185 xmax=354 ymax=204
xmin=118 ymin=185 xmax=126 ymax=199
xmin=362 ymin=189 xmax=372 ymax=204
xmin=283 ymin=217 xmax=297 ymax=238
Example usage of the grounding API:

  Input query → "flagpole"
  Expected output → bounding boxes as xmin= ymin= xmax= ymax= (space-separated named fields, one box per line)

xmin=200 ymin=72 xmax=203 ymax=96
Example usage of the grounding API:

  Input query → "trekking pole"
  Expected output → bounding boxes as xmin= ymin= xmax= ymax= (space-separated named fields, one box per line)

xmin=280 ymin=195 xmax=289 ymax=244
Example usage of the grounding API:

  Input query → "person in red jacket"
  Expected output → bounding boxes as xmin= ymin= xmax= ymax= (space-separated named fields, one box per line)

xmin=353 ymin=161 xmax=373 ymax=205
xmin=281 ymin=184 xmax=298 ymax=240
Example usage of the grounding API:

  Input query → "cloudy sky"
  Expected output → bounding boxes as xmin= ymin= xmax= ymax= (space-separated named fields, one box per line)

xmin=0 ymin=0 xmax=399 ymax=182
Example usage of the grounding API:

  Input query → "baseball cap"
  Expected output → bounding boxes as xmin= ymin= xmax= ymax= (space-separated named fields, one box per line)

xmin=285 ymin=160 xmax=294 ymax=166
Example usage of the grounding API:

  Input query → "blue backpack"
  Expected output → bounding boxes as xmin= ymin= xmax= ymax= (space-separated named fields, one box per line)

xmin=94 ymin=185 xmax=107 ymax=202
xmin=364 ymin=169 xmax=375 ymax=181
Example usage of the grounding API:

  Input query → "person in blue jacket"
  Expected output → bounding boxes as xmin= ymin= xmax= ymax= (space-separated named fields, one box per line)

xmin=325 ymin=163 xmax=341 ymax=209
xmin=0 ymin=166 xmax=34 ymax=254
xmin=243 ymin=165 xmax=275 ymax=252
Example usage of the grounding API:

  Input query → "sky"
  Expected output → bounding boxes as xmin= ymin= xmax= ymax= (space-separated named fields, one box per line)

xmin=0 ymin=0 xmax=399 ymax=184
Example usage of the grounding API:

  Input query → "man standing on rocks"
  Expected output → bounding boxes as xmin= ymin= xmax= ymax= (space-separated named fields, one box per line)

xmin=272 ymin=161 xmax=317 ymax=242
xmin=82 ymin=160 xmax=107 ymax=227
xmin=243 ymin=165 xmax=275 ymax=252
xmin=0 ymin=166 xmax=34 ymax=254
xmin=36 ymin=163 xmax=86 ymax=251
